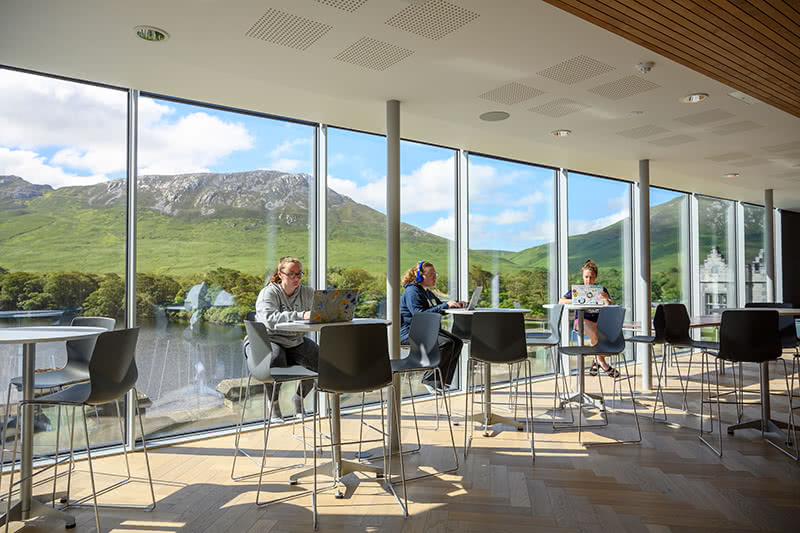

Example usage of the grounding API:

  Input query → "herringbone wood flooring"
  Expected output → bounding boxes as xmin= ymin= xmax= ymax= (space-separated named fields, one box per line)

xmin=4 ymin=354 xmax=799 ymax=532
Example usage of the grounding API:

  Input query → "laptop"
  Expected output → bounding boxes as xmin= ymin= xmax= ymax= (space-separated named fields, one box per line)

xmin=466 ymin=286 xmax=483 ymax=310
xmin=571 ymin=284 xmax=606 ymax=305
xmin=300 ymin=289 xmax=359 ymax=324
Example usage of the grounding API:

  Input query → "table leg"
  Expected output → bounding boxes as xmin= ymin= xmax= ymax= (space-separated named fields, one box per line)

xmin=460 ymin=363 xmax=524 ymax=434
xmin=289 ymin=393 xmax=382 ymax=496
xmin=0 ymin=344 xmax=76 ymax=529
xmin=727 ymin=361 xmax=790 ymax=440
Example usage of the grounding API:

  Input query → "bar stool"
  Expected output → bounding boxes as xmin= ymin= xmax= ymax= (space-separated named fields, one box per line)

xmin=464 ymin=312 xmax=534 ymax=462
xmin=558 ymin=307 xmax=641 ymax=446
xmin=625 ymin=305 xmax=667 ymax=420
xmin=230 ymin=320 xmax=317 ymax=507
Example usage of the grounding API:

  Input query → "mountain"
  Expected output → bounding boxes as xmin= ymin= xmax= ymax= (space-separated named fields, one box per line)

xmin=0 ymin=173 xmax=753 ymax=277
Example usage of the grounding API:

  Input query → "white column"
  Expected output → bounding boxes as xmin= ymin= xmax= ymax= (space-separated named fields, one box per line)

xmin=636 ymin=160 xmax=651 ymax=390
xmin=556 ymin=169 xmax=570 ymax=350
xmin=735 ymin=202 xmax=746 ymax=306
xmin=765 ymin=189 xmax=775 ymax=301
xmin=386 ymin=100 xmax=401 ymax=449
xmin=689 ymin=195 xmax=701 ymax=316
xmin=315 ymin=124 xmax=327 ymax=292
xmin=125 ymin=89 xmax=138 ymax=449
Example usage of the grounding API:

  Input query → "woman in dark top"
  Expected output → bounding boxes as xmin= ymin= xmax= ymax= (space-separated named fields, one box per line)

xmin=559 ymin=259 xmax=620 ymax=377
xmin=399 ymin=261 xmax=464 ymax=393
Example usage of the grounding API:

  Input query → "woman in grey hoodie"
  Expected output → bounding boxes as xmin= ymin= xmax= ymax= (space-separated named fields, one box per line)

xmin=254 ymin=256 xmax=318 ymax=418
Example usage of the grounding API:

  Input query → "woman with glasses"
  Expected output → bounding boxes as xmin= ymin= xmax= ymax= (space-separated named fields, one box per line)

xmin=400 ymin=260 xmax=464 ymax=394
xmin=254 ymin=256 xmax=318 ymax=419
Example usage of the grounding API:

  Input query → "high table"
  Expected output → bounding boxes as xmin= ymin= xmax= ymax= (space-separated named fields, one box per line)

xmin=444 ymin=308 xmax=531 ymax=433
xmin=699 ymin=308 xmax=800 ymax=442
xmin=0 ymin=326 xmax=106 ymax=529
xmin=274 ymin=318 xmax=389 ymax=496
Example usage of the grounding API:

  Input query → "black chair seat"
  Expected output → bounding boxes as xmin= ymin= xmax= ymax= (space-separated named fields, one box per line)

xmin=391 ymin=357 xmax=430 ymax=373
xmin=526 ymin=331 xmax=558 ymax=346
xmin=626 ymin=335 xmax=655 ymax=344
xmin=559 ymin=345 xmax=622 ymax=357
xmin=9 ymin=367 xmax=89 ymax=390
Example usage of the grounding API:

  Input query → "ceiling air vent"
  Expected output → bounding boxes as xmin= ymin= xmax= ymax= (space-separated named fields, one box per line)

xmin=313 ymin=0 xmax=368 ymax=12
xmin=711 ymin=120 xmax=764 ymax=136
xmin=761 ymin=140 xmax=800 ymax=153
xmin=536 ymin=55 xmax=615 ymax=85
xmin=615 ymin=124 xmax=669 ymax=139
xmin=529 ymin=98 xmax=590 ymax=118
xmin=334 ymin=37 xmax=414 ymax=71
xmin=588 ymin=76 xmax=660 ymax=100
xmin=385 ymin=0 xmax=479 ymax=40
xmin=478 ymin=82 xmax=544 ymax=106
xmin=674 ymin=108 xmax=734 ymax=126
xmin=706 ymin=152 xmax=750 ymax=162
xmin=246 ymin=8 xmax=332 ymax=50
xmin=647 ymin=134 xmax=697 ymax=147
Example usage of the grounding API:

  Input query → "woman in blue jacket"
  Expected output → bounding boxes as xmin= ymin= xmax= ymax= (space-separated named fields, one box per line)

xmin=400 ymin=261 xmax=464 ymax=394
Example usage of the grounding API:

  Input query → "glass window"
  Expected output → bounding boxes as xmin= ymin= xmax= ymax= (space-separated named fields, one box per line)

xmin=743 ymin=204 xmax=766 ymax=304
xmin=650 ymin=188 xmax=690 ymax=311
xmin=697 ymin=196 xmax=736 ymax=314
xmin=0 ymin=68 xmax=127 ymax=454
xmin=467 ymin=154 xmax=556 ymax=379
xmin=136 ymin=96 xmax=315 ymax=439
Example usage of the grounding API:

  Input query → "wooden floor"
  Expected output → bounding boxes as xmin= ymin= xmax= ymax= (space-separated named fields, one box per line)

xmin=4 ymin=354 xmax=799 ymax=532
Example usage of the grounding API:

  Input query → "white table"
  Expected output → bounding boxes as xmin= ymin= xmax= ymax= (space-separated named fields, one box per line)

xmin=546 ymin=303 xmax=621 ymax=411
xmin=273 ymin=318 xmax=390 ymax=495
xmin=0 ymin=326 xmax=106 ymax=529
xmin=445 ymin=308 xmax=531 ymax=433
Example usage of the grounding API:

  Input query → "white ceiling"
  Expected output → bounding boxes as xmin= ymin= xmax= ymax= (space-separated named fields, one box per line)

xmin=1 ymin=0 xmax=799 ymax=208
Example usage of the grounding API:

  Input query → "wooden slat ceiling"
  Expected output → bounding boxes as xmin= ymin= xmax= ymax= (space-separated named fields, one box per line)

xmin=540 ymin=0 xmax=800 ymax=119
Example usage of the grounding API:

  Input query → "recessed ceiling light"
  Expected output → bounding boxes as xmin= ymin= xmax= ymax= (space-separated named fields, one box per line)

xmin=723 ymin=172 xmax=740 ymax=178
xmin=479 ymin=111 xmax=510 ymax=122
xmin=135 ymin=26 xmax=169 ymax=42
xmin=680 ymin=92 xmax=708 ymax=104
xmin=551 ymin=129 xmax=571 ymax=137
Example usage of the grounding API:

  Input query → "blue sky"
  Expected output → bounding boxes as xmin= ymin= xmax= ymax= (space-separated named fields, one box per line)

xmin=1 ymin=68 xmax=681 ymax=254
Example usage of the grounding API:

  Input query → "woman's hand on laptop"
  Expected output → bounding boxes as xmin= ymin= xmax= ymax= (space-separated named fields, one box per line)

xmin=302 ymin=311 xmax=311 ymax=320
xmin=447 ymin=300 xmax=464 ymax=308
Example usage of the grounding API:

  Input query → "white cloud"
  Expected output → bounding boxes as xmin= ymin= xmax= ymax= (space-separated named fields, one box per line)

xmin=518 ymin=221 xmax=555 ymax=242
xmin=0 ymin=148 xmax=108 ymax=188
xmin=569 ymin=210 xmax=629 ymax=236
xmin=607 ymin=193 xmax=629 ymax=211
xmin=267 ymin=138 xmax=311 ymax=172
xmin=494 ymin=209 xmax=530 ymax=225
xmin=425 ymin=215 xmax=455 ymax=240
xmin=512 ymin=190 xmax=547 ymax=206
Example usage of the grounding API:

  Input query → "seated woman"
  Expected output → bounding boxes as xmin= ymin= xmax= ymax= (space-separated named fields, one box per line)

xmin=254 ymin=256 xmax=318 ymax=419
xmin=400 ymin=261 xmax=464 ymax=394
xmin=558 ymin=259 xmax=620 ymax=378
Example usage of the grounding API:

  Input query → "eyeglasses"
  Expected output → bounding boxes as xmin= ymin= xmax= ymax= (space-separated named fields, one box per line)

xmin=425 ymin=271 xmax=438 ymax=278
xmin=281 ymin=270 xmax=304 ymax=279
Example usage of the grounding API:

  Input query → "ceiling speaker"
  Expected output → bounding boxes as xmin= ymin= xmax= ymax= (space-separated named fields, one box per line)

xmin=334 ymin=37 xmax=414 ymax=70
xmin=385 ymin=0 xmax=479 ymax=40
xmin=478 ymin=82 xmax=544 ymax=106
xmin=588 ymin=75 xmax=660 ymax=100
xmin=528 ymin=98 xmax=590 ymax=118
xmin=246 ymin=8 xmax=332 ymax=50
xmin=616 ymin=124 xmax=669 ymax=139
xmin=674 ymin=108 xmax=734 ymax=126
xmin=536 ymin=55 xmax=615 ymax=85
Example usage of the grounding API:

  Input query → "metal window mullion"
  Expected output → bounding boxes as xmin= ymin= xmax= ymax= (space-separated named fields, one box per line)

xmin=557 ymin=169 xmax=569 ymax=372
xmin=689 ymin=194 xmax=700 ymax=317
xmin=125 ymin=89 xmax=139 ymax=450
xmin=735 ymin=202 xmax=746 ymax=306
xmin=315 ymin=123 xmax=328 ymax=416
xmin=774 ymin=209 xmax=783 ymax=301
xmin=457 ymin=150 xmax=469 ymax=393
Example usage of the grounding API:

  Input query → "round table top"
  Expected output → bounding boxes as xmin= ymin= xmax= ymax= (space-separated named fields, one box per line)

xmin=0 ymin=326 xmax=107 ymax=344
xmin=544 ymin=303 xmax=620 ymax=310
xmin=274 ymin=317 xmax=391 ymax=333
xmin=444 ymin=307 xmax=531 ymax=315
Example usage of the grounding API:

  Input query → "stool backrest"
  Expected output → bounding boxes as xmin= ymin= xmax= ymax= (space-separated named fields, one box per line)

xmin=407 ymin=313 xmax=442 ymax=368
xmin=744 ymin=302 xmax=797 ymax=349
xmin=719 ymin=310 xmax=781 ymax=363
xmin=450 ymin=314 xmax=472 ymax=341
xmin=67 ymin=316 xmax=116 ymax=366
xmin=86 ymin=327 xmax=139 ymax=405
xmin=652 ymin=304 xmax=666 ymax=343
xmin=244 ymin=320 xmax=282 ymax=381
xmin=318 ymin=323 xmax=392 ymax=394
xmin=547 ymin=304 xmax=564 ymax=345
xmin=662 ymin=303 xmax=692 ymax=344
xmin=595 ymin=307 xmax=626 ymax=354
xmin=470 ymin=312 xmax=527 ymax=364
